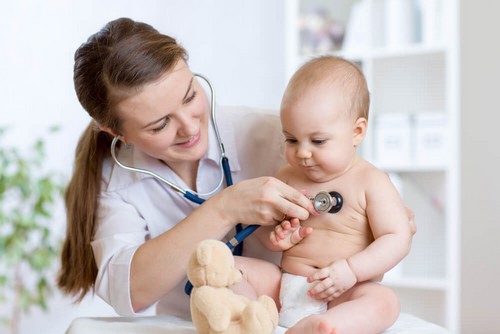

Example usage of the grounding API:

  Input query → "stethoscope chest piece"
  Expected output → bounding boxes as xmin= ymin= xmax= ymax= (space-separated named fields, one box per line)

xmin=313 ymin=191 xmax=343 ymax=214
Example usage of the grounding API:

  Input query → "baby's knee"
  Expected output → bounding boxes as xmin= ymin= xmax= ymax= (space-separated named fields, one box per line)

xmin=234 ymin=256 xmax=280 ymax=282
xmin=355 ymin=283 xmax=400 ymax=319
xmin=233 ymin=256 xmax=281 ymax=302
xmin=372 ymin=284 xmax=400 ymax=323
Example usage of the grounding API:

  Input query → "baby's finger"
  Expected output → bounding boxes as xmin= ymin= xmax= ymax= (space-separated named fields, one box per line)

xmin=308 ymin=277 xmax=334 ymax=296
xmin=274 ymin=225 xmax=286 ymax=239
xmin=289 ymin=217 xmax=300 ymax=228
xmin=281 ymin=220 xmax=292 ymax=231
xmin=299 ymin=226 xmax=313 ymax=239
xmin=270 ymin=231 xmax=281 ymax=245
xmin=307 ymin=268 xmax=329 ymax=283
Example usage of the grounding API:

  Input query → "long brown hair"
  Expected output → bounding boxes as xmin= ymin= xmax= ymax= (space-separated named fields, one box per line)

xmin=57 ymin=18 xmax=188 ymax=300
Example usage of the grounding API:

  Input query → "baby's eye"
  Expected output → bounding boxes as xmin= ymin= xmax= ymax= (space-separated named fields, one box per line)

xmin=312 ymin=139 xmax=327 ymax=145
xmin=285 ymin=138 xmax=297 ymax=144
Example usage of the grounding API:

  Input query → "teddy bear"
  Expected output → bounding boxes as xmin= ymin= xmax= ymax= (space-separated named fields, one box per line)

xmin=187 ymin=239 xmax=279 ymax=334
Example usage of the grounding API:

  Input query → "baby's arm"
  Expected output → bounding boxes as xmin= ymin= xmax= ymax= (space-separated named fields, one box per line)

xmin=345 ymin=170 xmax=412 ymax=282
xmin=308 ymin=169 xmax=412 ymax=301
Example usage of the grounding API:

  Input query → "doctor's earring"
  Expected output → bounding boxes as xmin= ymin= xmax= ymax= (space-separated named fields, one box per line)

xmin=123 ymin=139 xmax=132 ymax=150
xmin=119 ymin=136 xmax=132 ymax=149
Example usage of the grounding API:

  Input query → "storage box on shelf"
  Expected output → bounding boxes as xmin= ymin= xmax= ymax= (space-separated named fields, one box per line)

xmin=285 ymin=0 xmax=457 ymax=331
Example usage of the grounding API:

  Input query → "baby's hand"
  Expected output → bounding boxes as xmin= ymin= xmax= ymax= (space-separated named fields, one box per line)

xmin=269 ymin=217 xmax=312 ymax=250
xmin=307 ymin=259 xmax=357 ymax=302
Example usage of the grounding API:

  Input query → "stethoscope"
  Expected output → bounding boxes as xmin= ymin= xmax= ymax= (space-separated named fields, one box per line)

xmin=311 ymin=191 xmax=343 ymax=214
xmin=109 ymin=73 xmax=344 ymax=294
xmin=110 ymin=73 xmax=253 ymax=257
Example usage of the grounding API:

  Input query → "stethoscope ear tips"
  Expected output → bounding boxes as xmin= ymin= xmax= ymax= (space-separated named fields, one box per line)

xmin=313 ymin=191 xmax=343 ymax=214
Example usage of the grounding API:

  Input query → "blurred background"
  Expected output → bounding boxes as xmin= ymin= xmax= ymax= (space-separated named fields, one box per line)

xmin=1 ymin=0 xmax=498 ymax=333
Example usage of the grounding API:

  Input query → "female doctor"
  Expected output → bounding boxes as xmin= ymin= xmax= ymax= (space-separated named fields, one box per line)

xmin=57 ymin=17 xmax=317 ymax=318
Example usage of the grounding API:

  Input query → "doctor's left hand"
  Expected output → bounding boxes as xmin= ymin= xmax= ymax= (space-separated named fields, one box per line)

xmin=217 ymin=176 xmax=317 ymax=227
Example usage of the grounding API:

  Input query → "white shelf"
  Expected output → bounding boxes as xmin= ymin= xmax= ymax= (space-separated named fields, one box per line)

xmin=371 ymin=163 xmax=447 ymax=173
xmin=383 ymin=277 xmax=448 ymax=291
xmin=339 ymin=43 xmax=447 ymax=61
xmin=285 ymin=0 xmax=458 ymax=331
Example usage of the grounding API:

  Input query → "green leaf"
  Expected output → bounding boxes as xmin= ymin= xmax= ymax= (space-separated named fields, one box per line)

xmin=0 ymin=126 xmax=66 ymax=318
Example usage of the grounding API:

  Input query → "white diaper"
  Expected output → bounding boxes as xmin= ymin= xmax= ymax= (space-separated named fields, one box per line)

xmin=278 ymin=272 xmax=328 ymax=328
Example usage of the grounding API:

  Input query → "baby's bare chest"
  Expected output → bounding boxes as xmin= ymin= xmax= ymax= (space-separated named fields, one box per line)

xmin=284 ymin=177 xmax=373 ymax=268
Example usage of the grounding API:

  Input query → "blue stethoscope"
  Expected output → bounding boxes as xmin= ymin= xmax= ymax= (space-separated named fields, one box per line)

xmin=110 ymin=73 xmax=257 ymax=258
xmin=110 ymin=73 xmax=344 ymax=295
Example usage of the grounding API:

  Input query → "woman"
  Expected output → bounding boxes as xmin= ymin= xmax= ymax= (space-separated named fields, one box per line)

xmin=57 ymin=17 xmax=316 ymax=318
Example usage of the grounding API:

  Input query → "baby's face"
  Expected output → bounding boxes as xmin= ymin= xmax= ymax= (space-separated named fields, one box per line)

xmin=280 ymin=83 xmax=360 ymax=183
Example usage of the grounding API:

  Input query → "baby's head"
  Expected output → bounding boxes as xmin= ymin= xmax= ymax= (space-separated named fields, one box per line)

xmin=281 ymin=55 xmax=370 ymax=123
xmin=280 ymin=56 xmax=370 ymax=182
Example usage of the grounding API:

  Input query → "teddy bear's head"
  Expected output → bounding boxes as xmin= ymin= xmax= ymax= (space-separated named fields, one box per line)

xmin=187 ymin=239 xmax=242 ymax=288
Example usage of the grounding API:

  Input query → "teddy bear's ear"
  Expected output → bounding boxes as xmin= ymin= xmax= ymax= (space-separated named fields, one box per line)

xmin=196 ymin=240 xmax=213 ymax=266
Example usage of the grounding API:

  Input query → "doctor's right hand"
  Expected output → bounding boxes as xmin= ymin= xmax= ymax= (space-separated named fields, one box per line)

xmin=218 ymin=176 xmax=317 ymax=227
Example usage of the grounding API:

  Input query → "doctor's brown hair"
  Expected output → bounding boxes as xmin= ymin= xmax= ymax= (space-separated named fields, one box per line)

xmin=57 ymin=17 xmax=188 ymax=300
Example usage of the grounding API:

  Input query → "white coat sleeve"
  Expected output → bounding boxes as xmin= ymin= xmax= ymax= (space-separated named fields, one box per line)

xmin=91 ymin=191 xmax=157 ymax=316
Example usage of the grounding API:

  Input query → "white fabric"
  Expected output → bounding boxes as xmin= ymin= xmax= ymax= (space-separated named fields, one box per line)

xmin=278 ymin=273 xmax=327 ymax=328
xmin=66 ymin=313 xmax=450 ymax=334
xmin=91 ymin=106 xmax=286 ymax=317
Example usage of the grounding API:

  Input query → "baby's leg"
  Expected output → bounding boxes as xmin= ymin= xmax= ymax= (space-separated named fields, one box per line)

xmin=284 ymin=315 xmax=338 ymax=334
xmin=285 ymin=282 xmax=399 ymax=334
xmin=232 ymin=256 xmax=282 ymax=306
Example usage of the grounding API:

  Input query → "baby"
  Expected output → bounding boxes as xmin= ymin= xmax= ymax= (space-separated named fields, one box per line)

xmin=257 ymin=56 xmax=413 ymax=334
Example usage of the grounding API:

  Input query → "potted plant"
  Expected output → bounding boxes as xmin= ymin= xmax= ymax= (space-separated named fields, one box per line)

xmin=0 ymin=127 xmax=66 ymax=334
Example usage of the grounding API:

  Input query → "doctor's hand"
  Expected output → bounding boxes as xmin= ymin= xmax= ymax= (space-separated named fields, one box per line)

xmin=218 ymin=176 xmax=317 ymax=227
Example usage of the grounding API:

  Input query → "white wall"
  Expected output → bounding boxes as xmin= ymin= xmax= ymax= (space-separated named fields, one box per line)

xmin=1 ymin=1 xmax=286 ymax=333
xmin=2 ymin=0 xmax=286 ymax=173
xmin=460 ymin=0 xmax=500 ymax=332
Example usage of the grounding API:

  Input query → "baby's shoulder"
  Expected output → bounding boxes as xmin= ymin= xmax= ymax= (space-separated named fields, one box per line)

xmin=352 ymin=159 xmax=391 ymax=186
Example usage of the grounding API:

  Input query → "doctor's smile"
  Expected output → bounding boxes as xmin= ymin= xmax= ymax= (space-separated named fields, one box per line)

xmin=177 ymin=132 xmax=201 ymax=148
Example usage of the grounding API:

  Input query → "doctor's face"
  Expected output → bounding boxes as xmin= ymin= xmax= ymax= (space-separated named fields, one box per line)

xmin=116 ymin=60 xmax=210 ymax=166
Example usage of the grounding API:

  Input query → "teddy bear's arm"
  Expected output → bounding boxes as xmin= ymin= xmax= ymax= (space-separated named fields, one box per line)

xmin=193 ymin=286 xmax=232 ymax=331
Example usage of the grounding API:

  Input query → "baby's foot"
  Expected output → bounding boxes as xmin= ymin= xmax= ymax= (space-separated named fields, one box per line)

xmin=284 ymin=316 xmax=337 ymax=334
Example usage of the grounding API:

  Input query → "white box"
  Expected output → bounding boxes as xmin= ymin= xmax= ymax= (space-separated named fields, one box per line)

xmin=414 ymin=113 xmax=448 ymax=167
xmin=374 ymin=113 xmax=412 ymax=167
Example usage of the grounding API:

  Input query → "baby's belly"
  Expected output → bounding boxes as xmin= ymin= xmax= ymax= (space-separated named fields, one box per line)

xmin=281 ymin=229 xmax=370 ymax=277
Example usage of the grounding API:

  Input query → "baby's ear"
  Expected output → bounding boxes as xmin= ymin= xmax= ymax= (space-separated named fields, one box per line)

xmin=196 ymin=241 xmax=214 ymax=266
xmin=353 ymin=117 xmax=367 ymax=146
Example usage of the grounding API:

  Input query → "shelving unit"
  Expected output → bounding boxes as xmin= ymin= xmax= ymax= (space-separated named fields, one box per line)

xmin=285 ymin=0 xmax=458 ymax=331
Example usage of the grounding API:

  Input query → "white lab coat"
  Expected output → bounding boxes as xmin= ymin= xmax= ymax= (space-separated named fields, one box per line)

xmin=91 ymin=106 xmax=286 ymax=318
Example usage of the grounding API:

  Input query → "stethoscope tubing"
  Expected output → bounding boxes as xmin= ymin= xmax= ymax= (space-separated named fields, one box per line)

xmin=108 ymin=73 xmax=253 ymax=288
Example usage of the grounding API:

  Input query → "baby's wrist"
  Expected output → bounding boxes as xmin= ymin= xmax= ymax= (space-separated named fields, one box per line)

xmin=345 ymin=258 xmax=359 ymax=283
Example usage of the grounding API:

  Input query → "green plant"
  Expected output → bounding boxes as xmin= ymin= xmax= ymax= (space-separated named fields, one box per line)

xmin=0 ymin=127 xmax=66 ymax=334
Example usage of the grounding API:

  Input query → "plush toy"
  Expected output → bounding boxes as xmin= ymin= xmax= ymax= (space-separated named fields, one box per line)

xmin=187 ymin=239 xmax=278 ymax=334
